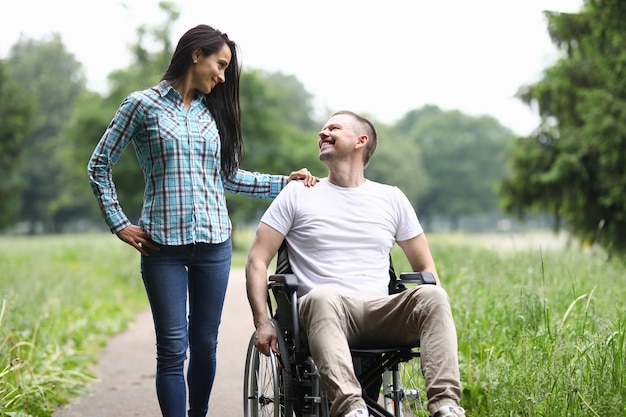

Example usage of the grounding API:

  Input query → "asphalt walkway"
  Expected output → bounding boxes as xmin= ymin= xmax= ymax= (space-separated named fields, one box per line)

xmin=53 ymin=269 xmax=254 ymax=417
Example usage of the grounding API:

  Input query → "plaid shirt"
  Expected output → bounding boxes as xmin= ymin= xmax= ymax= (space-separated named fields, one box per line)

xmin=88 ymin=81 xmax=287 ymax=245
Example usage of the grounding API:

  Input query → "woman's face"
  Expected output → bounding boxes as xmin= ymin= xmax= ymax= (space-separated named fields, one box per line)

xmin=193 ymin=43 xmax=232 ymax=94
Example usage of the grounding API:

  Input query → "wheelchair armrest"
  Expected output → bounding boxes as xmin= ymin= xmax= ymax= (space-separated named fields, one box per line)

xmin=268 ymin=274 xmax=302 ymax=351
xmin=397 ymin=271 xmax=437 ymax=286
xmin=269 ymin=273 xmax=300 ymax=292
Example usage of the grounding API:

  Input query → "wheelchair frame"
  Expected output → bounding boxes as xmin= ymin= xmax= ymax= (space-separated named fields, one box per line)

xmin=243 ymin=246 xmax=434 ymax=417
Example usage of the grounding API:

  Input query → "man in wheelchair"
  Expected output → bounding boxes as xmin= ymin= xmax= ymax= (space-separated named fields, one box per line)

xmin=246 ymin=110 xmax=465 ymax=417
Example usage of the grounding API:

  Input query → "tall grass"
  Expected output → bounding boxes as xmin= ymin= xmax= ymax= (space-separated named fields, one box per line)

xmin=0 ymin=234 xmax=146 ymax=416
xmin=0 ymin=232 xmax=624 ymax=416
xmin=414 ymin=235 xmax=626 ymax=416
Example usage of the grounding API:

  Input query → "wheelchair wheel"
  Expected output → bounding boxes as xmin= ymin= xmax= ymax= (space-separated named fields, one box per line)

xmin=382 ymin=361 xmax=429 ymax=417
xmin=243 ymin=322 xmax=295 ymax=417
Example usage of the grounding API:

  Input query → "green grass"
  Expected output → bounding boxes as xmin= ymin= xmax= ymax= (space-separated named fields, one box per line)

xmin=1 ymin=232 xmax=625 ymax=416
xmin=417 ymin=234 xmax=626 ymax=416
xmin=0 ymin=234 xmax=146 ymax=416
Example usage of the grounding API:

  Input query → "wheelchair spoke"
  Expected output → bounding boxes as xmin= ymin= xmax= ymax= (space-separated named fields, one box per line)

xmin=244 ymin=331 xmax=295 ymax=417
xmin=387 ymin=360 xmax=429 ymax=417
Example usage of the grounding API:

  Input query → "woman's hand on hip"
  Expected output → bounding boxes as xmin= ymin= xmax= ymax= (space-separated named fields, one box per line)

xmin=116 ymin=225 xmax=159 ymax=256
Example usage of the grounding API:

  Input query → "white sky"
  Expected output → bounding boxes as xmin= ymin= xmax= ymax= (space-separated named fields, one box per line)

xmin=1 ymin=0 xmax=583 ymax=135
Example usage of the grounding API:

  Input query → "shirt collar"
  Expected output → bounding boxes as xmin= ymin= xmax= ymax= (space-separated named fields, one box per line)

xmin=156 ymin=80 xmax=207 ymax=104
xmin=156 ymin=80 xmax=174 ymax=97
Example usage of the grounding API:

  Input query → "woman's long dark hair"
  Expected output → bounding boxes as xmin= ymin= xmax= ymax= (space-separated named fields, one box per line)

xmin=161 ymin=24 xmax=243 ymax=178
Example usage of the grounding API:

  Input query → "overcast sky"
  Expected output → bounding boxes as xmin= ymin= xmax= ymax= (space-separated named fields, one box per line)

xmin=1 ymin=0 xmax=583 ymax=135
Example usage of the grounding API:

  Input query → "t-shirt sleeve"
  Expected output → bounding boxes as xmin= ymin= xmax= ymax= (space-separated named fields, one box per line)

xmin=260 ymin=181 xmax=299 ymax=236
xmin=393 ymin=186 xmax=424 ymax=241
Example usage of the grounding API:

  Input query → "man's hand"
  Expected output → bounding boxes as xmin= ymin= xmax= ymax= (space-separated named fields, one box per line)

xmin=254 ymin=321 xmax=279 ymax=356
xmin=287 ymin=168 xmax=319 ymax=187
xmin=116 ymin=225 xmax=159 ymax=256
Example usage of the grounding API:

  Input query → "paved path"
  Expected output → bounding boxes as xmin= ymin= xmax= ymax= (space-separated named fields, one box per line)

xmin=53 ymin=269 xmax=254 ymax=417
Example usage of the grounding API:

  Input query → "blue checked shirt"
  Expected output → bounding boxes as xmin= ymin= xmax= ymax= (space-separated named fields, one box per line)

xmin=88 ymin=81 xmax=288 ymax=245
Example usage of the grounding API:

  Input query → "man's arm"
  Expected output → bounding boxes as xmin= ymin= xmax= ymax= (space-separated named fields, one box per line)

xmin=245 ymin=222 xmax=286 ymax=356
xmin=396 ymin=233 xmax=442 ymax=286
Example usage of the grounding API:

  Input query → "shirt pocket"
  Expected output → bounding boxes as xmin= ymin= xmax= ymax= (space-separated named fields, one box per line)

xmin=144 ymin=115 xmax=184 ymax=163
xmin=156 ymin=114 xmax=182 ymax=142
xmin=196 ymin=117 xmax=220 ymax=159
xmin=197 ymin=117 xmax=219 ymax=142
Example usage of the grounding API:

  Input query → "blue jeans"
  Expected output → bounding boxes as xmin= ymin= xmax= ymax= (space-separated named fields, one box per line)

xmin=141 ymin=239 xmax=232 ymax=417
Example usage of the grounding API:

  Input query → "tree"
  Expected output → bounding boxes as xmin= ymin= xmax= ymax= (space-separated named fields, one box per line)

xmin=55 ymin=90 xmax=118 ymax=228
xmin=0 ymin=60 xmax=34 ymax=229
xmin=501 ymin=0 xmax=626 ymax=253
xmin=6 ymin=33 xmax=85 ymax=232
xmin=393 ymin=106 xmax=513 ymax=230
xmin=62 ymin=2 xmax=181 ymax=229
xmin=65 ymin=4 xmax=324 ymax=231
xmin=106 ymin=2 xmax=178 ymax=99
xmin=364 ymin=118 xmax=428 ymax=208
xmin=227 ymin=69 xmax=324 ymax=228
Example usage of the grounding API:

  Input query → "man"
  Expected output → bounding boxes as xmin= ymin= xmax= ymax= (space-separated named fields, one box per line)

xmin=245 ymin=110 xmax=465 ymax=417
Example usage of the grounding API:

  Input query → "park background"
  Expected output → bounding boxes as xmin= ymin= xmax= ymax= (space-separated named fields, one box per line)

xmin=1 ymin=1 xmax=625 ymax=416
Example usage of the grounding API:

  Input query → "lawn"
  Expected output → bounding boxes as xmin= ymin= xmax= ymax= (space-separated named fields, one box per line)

xmin=0 ymin=232 xmax=624 ymax=416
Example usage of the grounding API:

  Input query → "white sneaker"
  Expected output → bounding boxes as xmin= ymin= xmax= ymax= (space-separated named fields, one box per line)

xmin=432 ymin=405 xmax=466 ymax=417
xmin=345 ymin=409 xmax=368 ymax=417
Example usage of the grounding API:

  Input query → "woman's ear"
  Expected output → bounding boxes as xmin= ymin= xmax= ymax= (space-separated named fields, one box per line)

xmin=192 ymin=48 xmax=202 ymax=63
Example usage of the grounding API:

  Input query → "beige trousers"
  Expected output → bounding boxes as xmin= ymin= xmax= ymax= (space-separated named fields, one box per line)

xmin=298 ymin=285 xmax=462 ymax=417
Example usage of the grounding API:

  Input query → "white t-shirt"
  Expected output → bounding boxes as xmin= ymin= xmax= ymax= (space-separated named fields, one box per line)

xmin=261 ymin=178 xmax=423 ymax=297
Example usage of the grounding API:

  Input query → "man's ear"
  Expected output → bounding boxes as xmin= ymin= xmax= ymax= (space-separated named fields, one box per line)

xmin=355 ymin=134 xmax=368 ymax=148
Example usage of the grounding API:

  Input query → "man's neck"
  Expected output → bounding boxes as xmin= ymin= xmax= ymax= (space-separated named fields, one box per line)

xmin=327 ymin=170 xmax=366 ymax=188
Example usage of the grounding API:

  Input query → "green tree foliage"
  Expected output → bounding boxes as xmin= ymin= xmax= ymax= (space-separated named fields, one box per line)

xmin=65 ymin=3 xmax=324 ymax=230
xmin=228 ymin=69 xmax=325 ymax=227
xmin=6 ymin=33 xmax=85 ymax=232
xmin=106 ymin=2 xmax=178 ymax=98
xmin=365 ymin=118 xmax=428 ymax=207
xmin=65 ymin=3 xmax=181 ymax=227
xmin=0 ymin=0 xmax=515 ymax=234
xmin=501 ymin=0 xmax=626 ymax=253
xmin=0 ymin=60 xmax=34 ymax=228
xmin=59 ymin=90 xmax=119 ymax=227
xmin=392 ymin=106 xmax=513 ymax=230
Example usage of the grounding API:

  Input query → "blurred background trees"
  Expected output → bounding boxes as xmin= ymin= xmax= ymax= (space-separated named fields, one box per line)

xmin=501 ymin=0 xmax=626 ymax=253
xmin=2 ymin=0 xmax=624 ymax=254
xmin=0 ymin=59 xmax=33 ymax=228
xmin=385 ymin=106 xmax=512 ymax=231
xmin=4 ymin=33 xmax=85 ymax=233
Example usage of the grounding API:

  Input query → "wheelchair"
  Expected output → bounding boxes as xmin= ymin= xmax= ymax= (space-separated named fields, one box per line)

xmin=243 ymin=242 xmax=436 ymax=417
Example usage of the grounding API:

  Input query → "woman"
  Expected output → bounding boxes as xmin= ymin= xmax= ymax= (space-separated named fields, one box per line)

xmin=87 ymin=24 xmax=317 ymax=417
